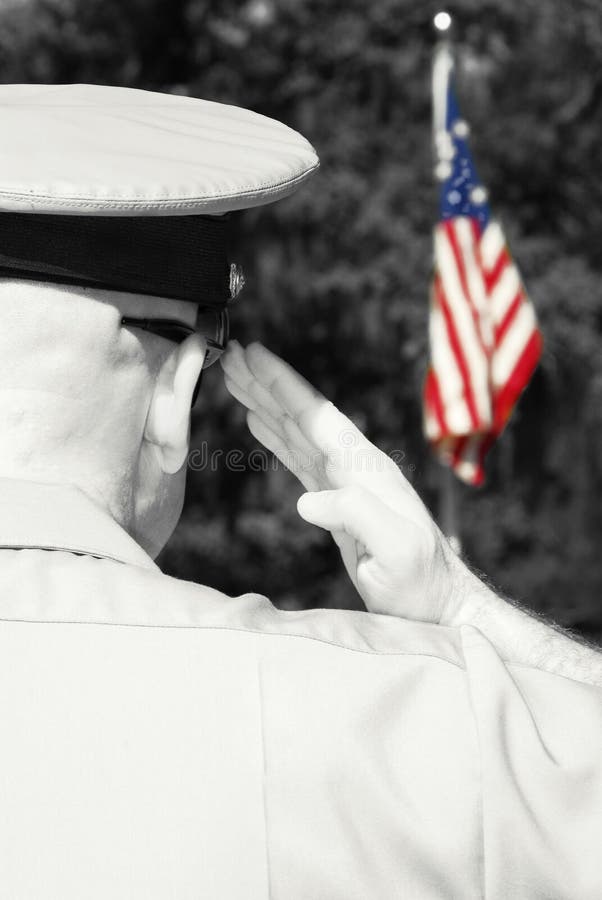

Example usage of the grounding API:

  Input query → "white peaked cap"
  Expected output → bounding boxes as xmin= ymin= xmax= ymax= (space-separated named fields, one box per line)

xmin=0 ymin=83 xmax=319 ymax=216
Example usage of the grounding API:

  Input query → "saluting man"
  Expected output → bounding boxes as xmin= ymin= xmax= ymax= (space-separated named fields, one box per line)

xmin=0 ymin=83 xmax=600 ymax=900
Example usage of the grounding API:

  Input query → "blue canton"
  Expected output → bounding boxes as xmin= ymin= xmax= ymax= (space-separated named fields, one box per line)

xmin=440 ymin=85 xmax=490 ymax=229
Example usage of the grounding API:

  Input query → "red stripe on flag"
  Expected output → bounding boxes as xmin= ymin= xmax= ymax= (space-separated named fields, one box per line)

xmin=494 ymin=288 xmax=523 ymax=345
xmin=435 ymin=276 xmax=482 ymax=430
xmin=424 ymin=367 xmax=448 ymax=434
xmin=484 ymin=246 xmax=511 ymax=292
xmin=493 ymin=329 xmax=543 ymax=433
xmin=469 ymin=217 xmax=481 ymax=245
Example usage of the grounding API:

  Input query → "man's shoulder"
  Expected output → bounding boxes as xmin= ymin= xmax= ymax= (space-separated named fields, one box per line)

xmin=0 ymin=547 xmax=464 ymax=669
xmin=156 ymin=566 xmax=464 ymax=667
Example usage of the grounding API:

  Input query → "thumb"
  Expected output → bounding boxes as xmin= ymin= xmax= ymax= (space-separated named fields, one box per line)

xmin=297 ymin=486 xmax=400 ymax=559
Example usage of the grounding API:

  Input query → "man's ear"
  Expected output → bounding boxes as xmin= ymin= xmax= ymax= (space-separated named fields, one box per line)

xmin=144 ymin=333 xmax=206 ymax=474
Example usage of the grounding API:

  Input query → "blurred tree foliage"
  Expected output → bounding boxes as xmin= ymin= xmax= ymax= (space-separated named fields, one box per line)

xmin=1 ymin=0 xmax=601 ymax=637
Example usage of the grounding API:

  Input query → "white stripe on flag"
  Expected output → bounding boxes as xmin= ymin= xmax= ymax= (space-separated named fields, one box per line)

xmin=491 ymin=302 xmax=538 ymax=389
xmin=479 ymin=220 xmax=505 ymax=271
xmin=429 ymin=305 xmax=473 ymax=434
xmin=435 ymin=226 xmax=492 ymax=426
xmin=490 ymin=265 xmax=521 ymax=325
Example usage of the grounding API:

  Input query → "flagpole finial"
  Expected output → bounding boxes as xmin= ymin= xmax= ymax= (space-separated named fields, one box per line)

xmin=433 ymin=11 xmax=453 ymax=32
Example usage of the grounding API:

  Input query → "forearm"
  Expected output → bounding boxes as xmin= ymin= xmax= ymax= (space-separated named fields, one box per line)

xmin=443 ymin=557 xmax=602 ymax=688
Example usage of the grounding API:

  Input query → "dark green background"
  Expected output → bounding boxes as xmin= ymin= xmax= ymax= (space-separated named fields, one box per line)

xmin=2 ymin=0 xmax=601 ymax=639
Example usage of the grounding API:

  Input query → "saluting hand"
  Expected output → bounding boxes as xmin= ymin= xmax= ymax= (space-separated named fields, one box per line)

xmin=220 ymin=341 xmax=462 ymax=625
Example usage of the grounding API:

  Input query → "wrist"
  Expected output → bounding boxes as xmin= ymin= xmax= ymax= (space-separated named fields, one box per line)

xmin=439 ymin=549 xmax=495 ymax=628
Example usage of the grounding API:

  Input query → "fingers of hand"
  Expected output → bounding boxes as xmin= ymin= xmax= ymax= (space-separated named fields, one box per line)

xmin=246 ymin=411 xmax=321 ymax=493
xmin=244 ymin=341 xmax=325 ymax=425
xmin=221 ymin=340 xmax=284 ymax=422
xmin=223 ymin=373 xmax=284 ymax=439
xmin=223 ymin=342 xmax=321 ymax=465
xmin=239 ymin=344 xmax=406 ymax=494
xmin=241 ymin=342 xmax=367 ymax=472
xmin=300 ymin=402 xmax=418 ymax=514
xmin=281 ymin=414 xmax=323 ymax=467
xmin=241 ymin=345 xmax=411 ymax=494
xmin=242 ymin=348 xmax=373 ymax=467
xmin=224 ymin=341 xmax=418 ymax=513
xmin=223 ymin=363 xmax=325 ymax=488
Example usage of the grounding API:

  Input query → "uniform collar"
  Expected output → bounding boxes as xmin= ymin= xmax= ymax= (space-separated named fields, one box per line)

xmin=0 ymin=477 xmax=159 ymax=571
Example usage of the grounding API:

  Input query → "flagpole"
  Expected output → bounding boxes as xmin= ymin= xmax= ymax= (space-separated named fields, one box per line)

xmin=432 ymin=17 xmax=453 ymax=139
xmin=431 ymin=11 xmax=462 ymax=555
xmin=439 ymin=464 xmax=461 ymax=554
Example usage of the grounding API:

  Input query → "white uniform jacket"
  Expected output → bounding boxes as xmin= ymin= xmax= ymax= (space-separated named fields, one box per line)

xmin=0 ymin=478 xmax=600 ymax=899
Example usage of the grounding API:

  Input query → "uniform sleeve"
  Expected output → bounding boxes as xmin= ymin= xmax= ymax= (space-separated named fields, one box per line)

xmin=460 ymin=624 xmax=602 ymax=900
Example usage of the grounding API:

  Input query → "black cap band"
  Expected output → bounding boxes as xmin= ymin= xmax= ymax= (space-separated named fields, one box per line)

xmin=0 ymin=212 xmax=231 ymax=306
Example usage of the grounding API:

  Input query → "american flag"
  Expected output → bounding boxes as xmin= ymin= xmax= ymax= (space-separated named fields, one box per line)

xmin=423 ymin=46 xmax=543 ymax=486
